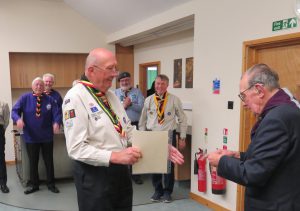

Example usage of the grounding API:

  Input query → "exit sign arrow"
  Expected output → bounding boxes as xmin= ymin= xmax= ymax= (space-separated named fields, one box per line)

xmin=272 ymin=17 xmax=298 ymax=31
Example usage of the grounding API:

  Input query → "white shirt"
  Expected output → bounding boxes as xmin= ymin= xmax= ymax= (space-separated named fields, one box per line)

xmin=139 ymin=93 xmax=187 ymax=139
xmin=62 ymin=83 xmax=135 ymax=167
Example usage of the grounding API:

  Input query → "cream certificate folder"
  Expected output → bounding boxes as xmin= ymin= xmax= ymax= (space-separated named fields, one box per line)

xmin=132 ymin=130 xmax=168 ymax=174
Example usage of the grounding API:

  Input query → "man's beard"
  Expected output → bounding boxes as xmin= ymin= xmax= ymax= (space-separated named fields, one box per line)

xmin=121 ymin=85 xmax=130 ymax=91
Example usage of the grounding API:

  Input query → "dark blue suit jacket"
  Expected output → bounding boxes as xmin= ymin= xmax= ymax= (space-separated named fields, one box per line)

xmin=218 ymin=103 xmax=300 ymax=211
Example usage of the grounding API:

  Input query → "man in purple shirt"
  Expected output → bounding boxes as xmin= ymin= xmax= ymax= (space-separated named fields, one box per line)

xmin=12 ymin=77 xmax=61 ymax=194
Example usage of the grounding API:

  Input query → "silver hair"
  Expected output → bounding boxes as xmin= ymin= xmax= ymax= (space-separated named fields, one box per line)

xmin=32 ymin=77 xmax=44 ymax=86
xmin=42 ymin=73 xmax=55 ymax=80
xmin=244 ymin=63 xmax=280 ymax=90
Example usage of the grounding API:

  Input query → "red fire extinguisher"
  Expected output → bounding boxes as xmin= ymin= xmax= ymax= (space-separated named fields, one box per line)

xmin=210 ymin=165 xmax=226 ymax=194
xmin=195 ymin=149 xmax=207 ymax=192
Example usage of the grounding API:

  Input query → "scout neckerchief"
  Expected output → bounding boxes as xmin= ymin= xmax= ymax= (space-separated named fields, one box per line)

xmin=32 ymin=92 xmax=42 ymax=117
xmin=44 ymin=89 xmax=52 ymax=95
xmin=79 ymin=80 xmax=125 ymax=137
xmin=123 ymin=87 xmax=132 ymax=97
xmin=154 ymin=92 xmax=168 ymax=125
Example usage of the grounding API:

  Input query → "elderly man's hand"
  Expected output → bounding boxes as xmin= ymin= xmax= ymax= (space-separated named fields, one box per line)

xmin=207 ymin=150 xmax=223 ymax=167
xmin=123 ymin=97 xmax=132 ymax=109
xmin=53 ymin=123 xmax=60 ymax=134
xmin=110 ymin=147 xmax=142 ymax=165
xmin=16 ymin=119 xmax=24 ymax=129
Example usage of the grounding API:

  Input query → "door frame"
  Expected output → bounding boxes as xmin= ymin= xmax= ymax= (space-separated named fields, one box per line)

xmin=237 ymin=32 xmax=300 ymax=211
xmin=139 ymin=61 xmax=161 ymax=97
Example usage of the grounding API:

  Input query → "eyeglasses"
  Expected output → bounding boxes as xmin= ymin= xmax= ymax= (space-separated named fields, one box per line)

xmin=238 ymin=85 xmax=254 ymax=102
xmin=92 ymin=65 xmax=119 ymax=75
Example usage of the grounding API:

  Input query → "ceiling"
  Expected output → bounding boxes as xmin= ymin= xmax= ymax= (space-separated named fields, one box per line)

xmin=63 ymin=0 xmax=194 ymax=46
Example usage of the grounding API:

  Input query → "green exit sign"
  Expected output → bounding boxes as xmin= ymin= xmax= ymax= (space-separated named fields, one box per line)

xmin=272 ymin=17 xmax=298 ymax=31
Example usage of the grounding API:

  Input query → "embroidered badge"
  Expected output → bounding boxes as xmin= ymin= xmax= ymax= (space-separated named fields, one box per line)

xmin=69 ymin=109 xmax=76 ymax=118
xmin=90 ymin=106 xmax=99 ymax=113
xmin=64 ymin=111 xmax=69 ymax=120
xmin=91 ymin=112 xmax=101 ymax=121
xmin=131 ymin=94 xmax=137 ymax=101
xmin=167 ymin=112 xmax=171 ymax=116
xmin=123 ymin=117 xmax=126 ymax=124
xmin=46 ymin=104 xmax=51 ymax=110
xmin=64 ymin=99 xmax=70 ymax=105
xmin=65 ymin=109 xmax=76 ymax=120
xmin=65 ymin=119 xmax=73 ymax=128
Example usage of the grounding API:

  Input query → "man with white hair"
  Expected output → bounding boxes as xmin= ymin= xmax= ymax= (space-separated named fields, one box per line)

xmin=43 ymin=73 xmax=63 ymax=117
xmin=63 ymin=48 xmax=184 ymax=211
xmin=12 ymin=77 xmax=61 ymax=194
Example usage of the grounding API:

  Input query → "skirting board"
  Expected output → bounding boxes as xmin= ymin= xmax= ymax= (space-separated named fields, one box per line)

xmin=190 ymin=192 xmax=230 ymax=211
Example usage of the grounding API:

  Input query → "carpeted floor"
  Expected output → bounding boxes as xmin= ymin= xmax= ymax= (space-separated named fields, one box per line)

xmin=0 ymin=165 xmax=190 ymax=211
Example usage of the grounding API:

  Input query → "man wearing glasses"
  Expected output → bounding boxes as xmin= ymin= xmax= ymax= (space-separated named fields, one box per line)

xmin=62 ymin=48 xmax=184 ymax=211
xmin=208 ymin=63 xmax=300 ymax=211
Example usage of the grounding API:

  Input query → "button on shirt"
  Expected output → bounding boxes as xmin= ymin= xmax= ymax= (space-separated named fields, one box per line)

xmin=139 ymin=93 xmax=187 ymax=139
xmin=115 ymin=87 xmax=144 ymax=122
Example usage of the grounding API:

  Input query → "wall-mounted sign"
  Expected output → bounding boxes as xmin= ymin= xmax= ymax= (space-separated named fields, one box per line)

xmin=213 ymin=78 xmax=220 ymax=94
xmin=272 ymin=17 xmax=297 ymax=31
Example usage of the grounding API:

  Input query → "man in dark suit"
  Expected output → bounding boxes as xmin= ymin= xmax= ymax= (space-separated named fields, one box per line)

xmin=208 ymin=63 xmax=300 ymax=211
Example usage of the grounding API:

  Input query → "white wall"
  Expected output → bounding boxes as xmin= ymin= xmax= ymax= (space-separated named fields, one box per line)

xmin=134 ymin=29 xmax=194 ymax=125
xmin=0 ymin=0 xmax=113 ymax=161
xmin=192 ymin=0 xmax=300 ymax=210
xmin=119 ymin=0 xmax=300 ymax=210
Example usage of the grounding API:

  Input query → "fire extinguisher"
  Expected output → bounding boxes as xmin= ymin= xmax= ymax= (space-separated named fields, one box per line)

xmin=210 ymin=165 xmax=226 ymax=194
xmin=195 ymin=149 xmax=207 ymax=192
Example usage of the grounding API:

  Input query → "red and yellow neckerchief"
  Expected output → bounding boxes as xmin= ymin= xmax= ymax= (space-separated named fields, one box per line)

xmin=79 ymin=80 xmax=125 ymax=137
xmin=154 ymin=92 xmax=168 ymax=125
xmin=44 ymin=90 xmax=52 ymax=95
xmin=32 ymin=92 xmax=43 ymax=118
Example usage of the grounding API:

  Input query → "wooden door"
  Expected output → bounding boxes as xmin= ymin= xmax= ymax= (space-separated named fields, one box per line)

xmin=238 ymin=32 xmax=300 ymax=211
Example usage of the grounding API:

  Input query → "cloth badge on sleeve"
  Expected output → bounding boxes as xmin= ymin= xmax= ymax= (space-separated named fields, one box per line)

xmin=65 ymin=109 xmax=76 ymax=120
xmin=65 ymin=119 xmax=73 ymax=128
xmin=123 ymin=117 xmax=127 ymax=124
xmin=91 ymin=113 xmax=101 ymax=121
xmin=167 ymin=112 xmax=171 ymax=116
xmin=90 ymin=106 xmax=99 ymax=113
xmin=64 ymin=99 xmax=70 ymax=105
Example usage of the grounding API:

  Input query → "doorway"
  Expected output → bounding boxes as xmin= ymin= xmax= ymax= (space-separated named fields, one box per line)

xmin=237 ymin=32 xmax=300 ymax=211
xmin=139 ymin=61 xmax=160 ymax=97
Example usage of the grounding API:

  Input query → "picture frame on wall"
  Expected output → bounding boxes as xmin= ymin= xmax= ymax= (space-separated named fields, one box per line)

xmin=185 ymin=57 xmax=193 ymax=88
xmin=173 ymin=58 xmax=182 ymax=88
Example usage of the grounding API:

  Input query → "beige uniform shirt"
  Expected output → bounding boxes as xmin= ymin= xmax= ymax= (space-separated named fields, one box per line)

xmin=139 ymin=93 xmax=187 ymax=139
xmin=0 ymin=101 xmax=10 ymax=129
xmin=62 ymin=84 xmax=135 ymax=167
